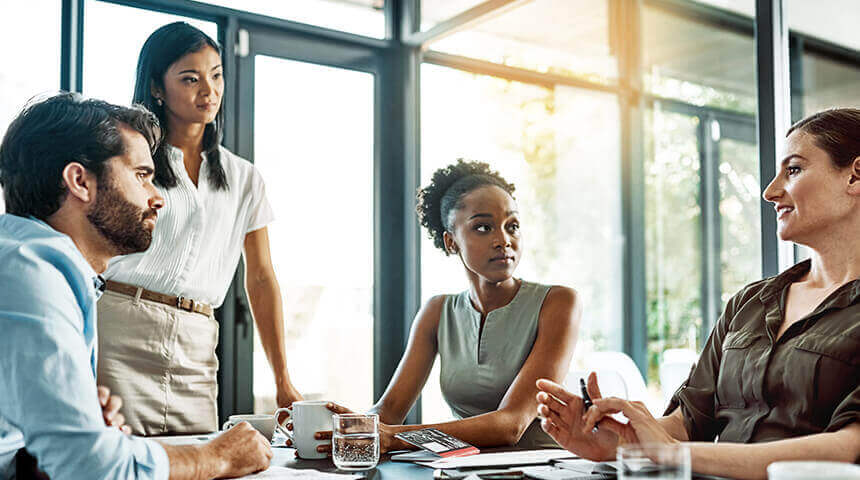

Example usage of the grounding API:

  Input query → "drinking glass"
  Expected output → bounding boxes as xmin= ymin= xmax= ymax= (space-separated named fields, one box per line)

xmin=618 ymin=443 xmax=691 ymax=480
xmin=332 ymin=413 xmax=379 ymax=471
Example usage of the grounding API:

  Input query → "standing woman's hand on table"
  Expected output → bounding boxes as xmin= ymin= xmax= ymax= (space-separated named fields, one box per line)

xmin=97 ymin=385 xmax=131 ymax=434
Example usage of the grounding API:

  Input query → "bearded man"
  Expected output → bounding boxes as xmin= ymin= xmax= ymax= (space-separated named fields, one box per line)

xmin=0 ymin=93 xmax=271 ymax=480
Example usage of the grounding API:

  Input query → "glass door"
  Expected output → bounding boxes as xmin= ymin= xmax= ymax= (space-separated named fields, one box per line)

xmin=645 ymin=103 xmax=760 ymax=401
xmin=231 ymin=27 xmax=378 ymax=416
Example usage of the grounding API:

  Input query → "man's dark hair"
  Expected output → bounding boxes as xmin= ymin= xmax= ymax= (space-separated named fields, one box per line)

xmin=0 ymin=92 xmax=161 ymax=220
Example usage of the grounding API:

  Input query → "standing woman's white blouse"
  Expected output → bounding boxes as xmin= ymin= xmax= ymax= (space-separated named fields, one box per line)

xmin=105 ymin=144 xmax=274 ymax=307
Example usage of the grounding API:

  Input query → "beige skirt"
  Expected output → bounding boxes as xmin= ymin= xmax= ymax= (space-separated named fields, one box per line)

xmin=96 ymin=289 xmax=219 ymax=436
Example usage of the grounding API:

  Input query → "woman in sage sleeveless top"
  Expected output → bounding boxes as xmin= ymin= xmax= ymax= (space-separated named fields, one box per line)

xmin=316 ymin=160 xmax=581 ymax=454
xmin=439 ymin=280 xmax=559 ymax=447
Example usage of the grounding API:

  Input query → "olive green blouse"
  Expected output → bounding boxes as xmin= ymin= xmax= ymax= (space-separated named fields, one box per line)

xmin=669 ymin=259 xmax=860 ymax=443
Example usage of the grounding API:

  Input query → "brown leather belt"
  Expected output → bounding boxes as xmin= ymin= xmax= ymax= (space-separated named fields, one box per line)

xmin=105 ymin=280 xmax=214 ymax=316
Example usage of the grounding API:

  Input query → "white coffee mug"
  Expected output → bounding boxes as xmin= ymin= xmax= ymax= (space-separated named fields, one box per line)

xmin=221 ymin=413 xmax=285 ymax=442
xmin=277 ymin=400 xmax=332 ymax=459
xmin=768 ymin=461 xmax=860 ymax=480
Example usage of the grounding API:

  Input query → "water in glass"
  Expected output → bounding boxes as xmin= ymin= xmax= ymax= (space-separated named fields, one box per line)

xmin=332 ymin=414 xmax=379 ymax=471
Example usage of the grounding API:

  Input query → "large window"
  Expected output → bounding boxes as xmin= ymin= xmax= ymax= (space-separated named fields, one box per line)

xmin=419 ymin=63 xmax=623 ymax=421
xmin=641 ymin=3 xmax=763 ymax=396
xmin=798 ymin=51 xmax=860 ymax=115
xmin=644 ymin=107 xmax=703 ymax=388
xmin=2 ymin=0 xmax=858 ymax=424
xmin=0 ymin=0 xmax=61 ymax=213
xmin=251 ymin=56 xmax=375 ymax=414
xmin=428 ymin=0 xmax=618 ymax=84
xmin=197 ymin=0 xmax=385 ymax=39
xmin=83 ymin=1 xmax=217 ymax=106
xmin=642 ymin=5 xmax=756 ymax=113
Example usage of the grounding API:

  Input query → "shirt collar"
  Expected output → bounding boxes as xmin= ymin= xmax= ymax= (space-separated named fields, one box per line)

xmin=165 ymin=144 xmax=209 ymax=164
xmin=25 ymin=215 xmax=102 ymax=298
xmin=759 ymin=258 xmax=860 ymax=309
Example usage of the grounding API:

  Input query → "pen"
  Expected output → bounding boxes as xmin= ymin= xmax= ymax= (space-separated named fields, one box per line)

xmin=580 ymin=378 xmax=598 ymax=432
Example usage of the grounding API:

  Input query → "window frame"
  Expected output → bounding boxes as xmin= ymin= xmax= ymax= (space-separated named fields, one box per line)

xmin=35 ymin=0 xmax=860 ymax=421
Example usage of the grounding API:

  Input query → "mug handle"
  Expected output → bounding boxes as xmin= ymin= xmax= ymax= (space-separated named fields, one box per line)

xmin=221 ymin=419 xmax=238 ymax=431
xmin=274 ymin=407 xmax=293 ymax=441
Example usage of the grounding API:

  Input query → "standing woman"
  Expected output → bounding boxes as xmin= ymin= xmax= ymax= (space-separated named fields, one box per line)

xmin=97 ymin=22 xmax=302 ymax=436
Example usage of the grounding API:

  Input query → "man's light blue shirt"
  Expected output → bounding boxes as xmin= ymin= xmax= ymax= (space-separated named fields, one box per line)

xmin=0 ymin=214 xmax=169 ymax=479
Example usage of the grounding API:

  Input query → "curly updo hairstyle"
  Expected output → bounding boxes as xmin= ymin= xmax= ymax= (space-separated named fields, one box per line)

xmin=416 ymin=159 xmax=516 ymax=255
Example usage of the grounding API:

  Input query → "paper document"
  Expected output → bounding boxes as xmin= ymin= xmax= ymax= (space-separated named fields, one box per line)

xmin=238 ymin=466 xmax=363 ymax=479
xmin=417 ymin=449 xmax=576 ymax=469
xmin=553 ymin=458 xmax=600 ymax=473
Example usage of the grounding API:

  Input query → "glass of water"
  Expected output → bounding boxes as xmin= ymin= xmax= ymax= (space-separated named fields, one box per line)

xmin=332 ymin=413 xmax=379 ymax=471
xmin=618 ymin=443 xmax=691 ymax=480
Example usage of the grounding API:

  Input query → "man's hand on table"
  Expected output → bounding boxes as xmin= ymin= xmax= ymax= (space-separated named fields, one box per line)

xmin=97 ymin=385 xmax=131 ymax=434
xmin=207 ymin=422 xmax=273 ymax=477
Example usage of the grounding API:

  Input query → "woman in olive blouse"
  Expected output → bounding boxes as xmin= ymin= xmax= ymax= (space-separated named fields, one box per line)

xmin=536 ymin=108 xmax=860 ymax=480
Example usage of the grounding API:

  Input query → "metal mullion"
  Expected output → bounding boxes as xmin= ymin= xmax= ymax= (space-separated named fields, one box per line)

xmin=399 ymin=0 xmax=420 ymax=40
xmin=797 ymin=33 xmax=860 ymax=67
xmin=248 ymin=26 xmax=379 ymax=73
xmin=644 ymin=95 xmax=755 ymax=127
xmin=618 ymin=0 xmax=648 ymax=377
xmin=403 ymin=0 xmax=531 ymax=47
xmin=698 ymin=115 xmax=723 ymax=345
xmin=61 ymin=0 xmax=84 ymax=92
xmin=422 ymin=51 xmax=620 ymax=93
xmin=788 ymin=34 xmax=805 ymax=264
xmin=374 ymin=40 xmax=422 ymax=423
xmin=755 ymin=0 xmax=791 ymax=276
xmin=214 ymin=16 xmax=252 ymax=424
xmin=789 ymin=35 xmax=805 ymax=124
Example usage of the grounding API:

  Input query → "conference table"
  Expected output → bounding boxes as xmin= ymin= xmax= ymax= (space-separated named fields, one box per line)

xmin=161 ymin=435 xmax=736 ymax=479
xmin=254 ymin=446 xmax=737 ymax=479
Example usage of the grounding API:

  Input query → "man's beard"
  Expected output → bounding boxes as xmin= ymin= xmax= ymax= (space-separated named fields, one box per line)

xmin=86 ymin=180 xmax=156 ymax=255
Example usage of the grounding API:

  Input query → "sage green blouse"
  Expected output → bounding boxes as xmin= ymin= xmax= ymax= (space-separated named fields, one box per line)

xmin=437 ymin=280 xmax=557 ymax=448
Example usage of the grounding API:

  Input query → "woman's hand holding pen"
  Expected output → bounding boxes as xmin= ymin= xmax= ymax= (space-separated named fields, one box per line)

xmin=537 ymin=372 xmax=678 ymax=461
xmin=535 ymin=373 xmax=622 ymax=461
xmin=580 ymin=386 xmax=678 ymax=449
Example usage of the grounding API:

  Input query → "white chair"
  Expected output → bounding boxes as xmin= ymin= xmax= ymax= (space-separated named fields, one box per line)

xmin=658 ymin=348 xmax=699 ymax=409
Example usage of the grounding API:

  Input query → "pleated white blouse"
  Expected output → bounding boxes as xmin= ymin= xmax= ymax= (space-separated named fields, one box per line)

xmin=105 ymin=144 xmax=274 ymax=308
